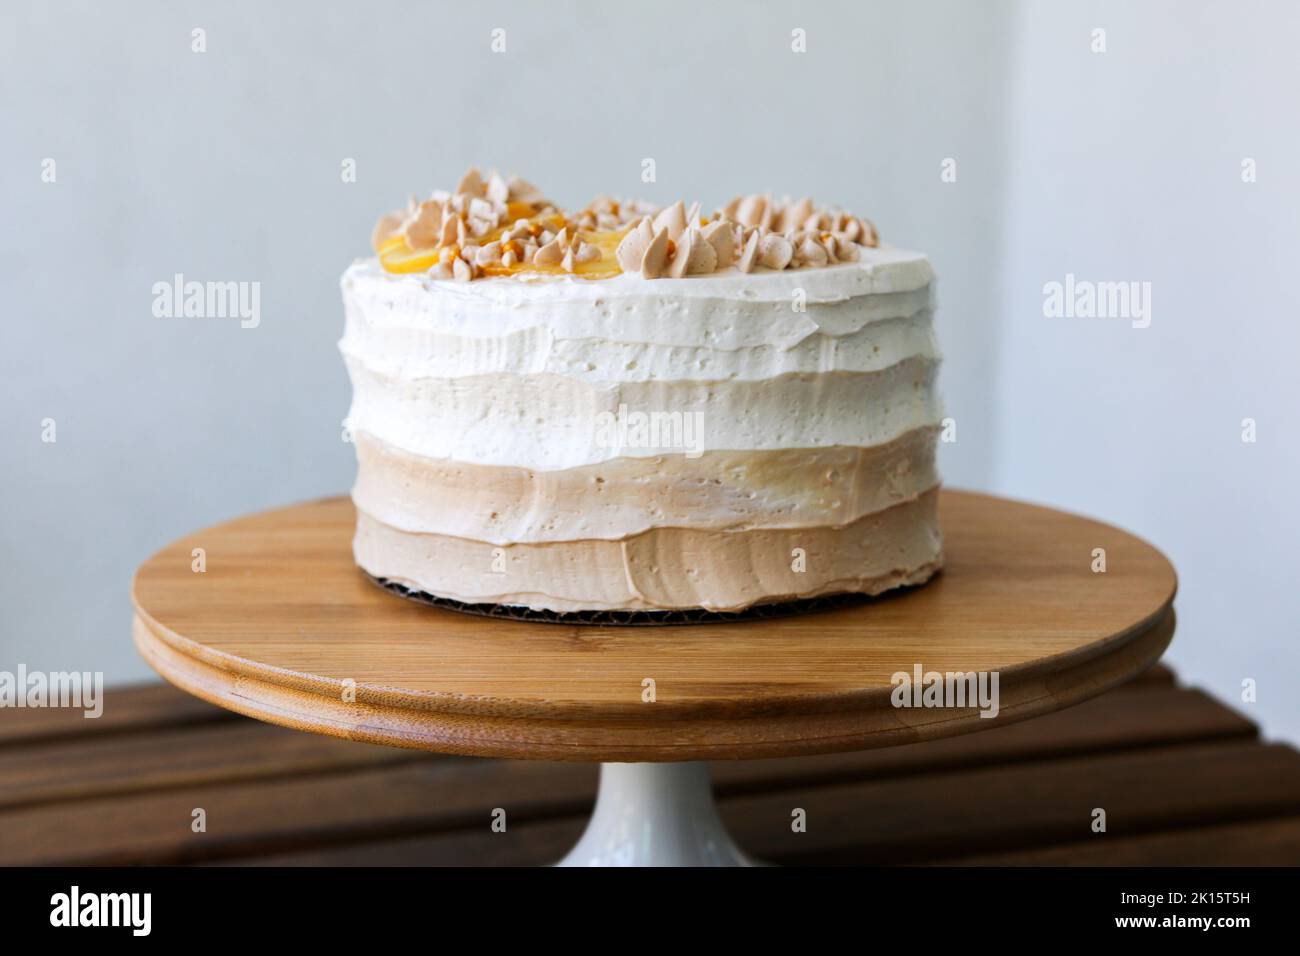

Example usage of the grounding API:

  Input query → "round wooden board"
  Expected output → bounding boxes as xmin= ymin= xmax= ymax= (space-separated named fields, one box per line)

xmin=132 ymin=491 xmax=1177 ymax=761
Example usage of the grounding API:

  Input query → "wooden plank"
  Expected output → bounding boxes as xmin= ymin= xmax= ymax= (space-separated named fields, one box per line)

xmin=0 ymin=682 xmax=1250 ymax=850
xmin=937 ymin=815 xmax=1300 ymax=866
xmin=214 ymin=816 xmax=587 ymax=867
xmin=225 ymin=741 xmax=1300 ymax=868
xmin=1129 ymin=662 xmax=1174 ymax=685
xmin=235 ymin=812 xmax=1300 ymax=870
xmin=709 ymin=686 xmax=1255 ymax=789
xmin=0 ymin=682 xmax=231 ymax=749
xmin=721 ymin=742 xmax=1300 ymax=865
xmin=0 ymin=721 xmax=423 ymax=812
xmin=0 ymin=759 xmax=596 ymax=866
xmin=4 ymin=713 xmax=1290 ymax=866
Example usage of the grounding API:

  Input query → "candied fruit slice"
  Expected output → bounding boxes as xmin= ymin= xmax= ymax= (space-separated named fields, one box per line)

xmin=378 ymin=235 xmax=440 ymax=274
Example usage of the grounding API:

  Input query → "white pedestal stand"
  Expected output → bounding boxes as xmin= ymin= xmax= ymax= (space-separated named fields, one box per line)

xmin=556 ymin=762 xmax=758 ymax=867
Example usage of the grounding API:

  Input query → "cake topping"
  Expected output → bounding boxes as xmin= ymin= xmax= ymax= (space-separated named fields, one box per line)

xmin=370 ymin=169 xmax=879 ymax=281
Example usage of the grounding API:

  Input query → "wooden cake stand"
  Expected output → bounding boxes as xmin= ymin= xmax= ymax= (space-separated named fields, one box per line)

xmin=132 ymin=491 xmax=1176 ymax=866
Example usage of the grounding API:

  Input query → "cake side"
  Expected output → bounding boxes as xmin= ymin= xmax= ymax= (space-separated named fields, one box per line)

xmin=342 ymin=249 xmax=944 ymax=612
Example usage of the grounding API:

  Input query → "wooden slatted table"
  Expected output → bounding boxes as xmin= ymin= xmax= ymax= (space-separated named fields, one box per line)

xmin=3 ymin=664 xmax=1299 ymax=866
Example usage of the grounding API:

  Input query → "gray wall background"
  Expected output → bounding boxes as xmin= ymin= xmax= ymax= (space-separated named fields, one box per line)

xmin=2 ymin=1 xmax=1295 ymax=742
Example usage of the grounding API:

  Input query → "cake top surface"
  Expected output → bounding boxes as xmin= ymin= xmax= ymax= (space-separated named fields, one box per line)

xmin=367 ymin=167 xmax=912 ymax=286
xmin=347 ymin=245 xmax=933 ymax=308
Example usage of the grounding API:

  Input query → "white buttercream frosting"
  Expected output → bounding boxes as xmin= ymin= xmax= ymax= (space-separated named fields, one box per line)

xmin=341 ymin=244 xmax=944 ymax=612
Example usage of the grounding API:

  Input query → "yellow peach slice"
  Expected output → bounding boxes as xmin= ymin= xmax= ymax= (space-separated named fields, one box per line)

xmin=378 ymin=235 xmax=439 ymax=274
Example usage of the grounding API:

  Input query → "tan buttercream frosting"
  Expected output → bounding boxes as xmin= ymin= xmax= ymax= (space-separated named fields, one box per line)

xmin=354 ymin=490 xmax=942 ymax=613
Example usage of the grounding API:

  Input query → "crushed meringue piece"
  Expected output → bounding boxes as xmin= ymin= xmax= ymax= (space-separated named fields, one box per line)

xmin=476 ymin=241 xmax=502 ymax=267
xmin=456 ymin=169 xmax=484 ymax=198
xmin=534 ymin=238 xmax=564 ymax=267
xmin=759 ymin=233 xmax=793 ymax=270
xmin=401 ymin=201 xmax=443 ymax=251
xmin=485 ymin=171 xmax=509 ymax=205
